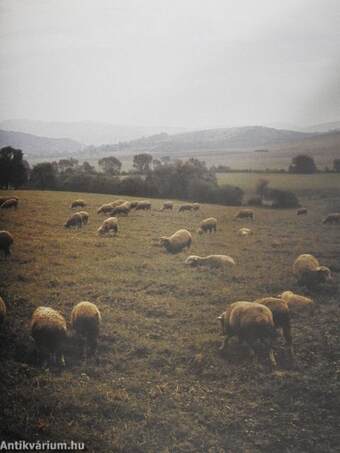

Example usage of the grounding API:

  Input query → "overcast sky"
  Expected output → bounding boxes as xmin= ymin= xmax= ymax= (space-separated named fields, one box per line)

xmin=0 ymin=0 xmax=339 ymax=128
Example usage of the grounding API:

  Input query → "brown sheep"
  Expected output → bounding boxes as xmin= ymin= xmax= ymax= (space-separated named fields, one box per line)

xmin=110 ymin=199 xmax=126 ymax=208
xmin=0 ymin=231 xmax=14 ymax=257
xmin=293 ymin=254 xmax=332 ymax=287
xmin=178 ymin=203 xmax=194 ymax=212
xmin=160 ymin=229 xmax=192 ymax=253
xmin=97 ymin=217 xmax=118 ymax=235
xmin=278 ymin=291 xmax=315 ymax=314
xmin=31 ymin=307 xmax=67 ymax=366
xmin=0 ymin=198 xmax=18 ymax=209
xmin=97 ymin=203 xmax=115 ymax=215
xmin=111 ymin=205 xmax=129 ymax=216
xmin=297 ymin=207 xmax=308 ymax=215
xmin=70 ymin=199 xmax=86 ymax=209
xmin=0 ymin=196 xmax=18 ymax=206
xmin=71 ymin=301 xmax=102 ymax=358
xmin=64 ymin=212 xmax=83 ymax=228
xmin=218 ymin=301 xmax=277 ymax=367
xmin=0 ymin=296 xmax=6 ymax=326
xmin=323 ymin=213 xmax=340 ymax=224
xmin=192 ymin=203 xmax=200 ymax=211
xmin=162 ymin=201 xmax=173 ymax=211
xmin=78 ymin=211 xmax=89 ymax=225
xmin=129 ymin=201 xmax=139 ymax=209
xmin=135 ymin=201 xmax=152 ymax=211
xmin=197 ymin=217 xmax=217 ymax=234
xmin=234 ymin=209 xmax=255 ymax=221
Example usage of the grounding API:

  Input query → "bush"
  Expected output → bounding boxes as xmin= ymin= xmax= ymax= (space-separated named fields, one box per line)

xmin=264 ymin=188 xmax=299 ymax=208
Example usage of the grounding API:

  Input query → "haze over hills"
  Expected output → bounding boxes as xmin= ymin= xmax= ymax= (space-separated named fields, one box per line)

xmin=301 ymin=121 xmax=340 ymax=133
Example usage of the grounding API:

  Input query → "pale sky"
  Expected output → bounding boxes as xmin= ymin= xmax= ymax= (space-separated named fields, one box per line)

xmin=0 ymin=0 xmax=339 ymax=128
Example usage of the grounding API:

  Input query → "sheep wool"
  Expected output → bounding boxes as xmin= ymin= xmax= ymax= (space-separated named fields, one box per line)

xmin=160 ymin=229 xmax=192 ymax=253
xmin=0 ymin=296 xmax=6 ymax=326
xmin=71 ymin=301 xmax=102 ymax=357
xmin=0 ymin=230 xmax=14 ymax=257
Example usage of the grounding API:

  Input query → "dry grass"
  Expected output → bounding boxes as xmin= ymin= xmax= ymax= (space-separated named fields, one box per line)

xmin=0 ymin=189 xmax=339 ymax=452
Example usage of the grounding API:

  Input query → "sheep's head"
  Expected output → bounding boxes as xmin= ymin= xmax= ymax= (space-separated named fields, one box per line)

xmin=159 ymin=237 xmax=170 ymax=247
xmin=217 ymin=313 xmax=226 ymax=335
xmin=185 ymin=256 xmax=199 ymax=266
xmin=197 ymin=228 xmax=203 ymax=235
xmin=316 ymin=266 xmax=332 ymax=282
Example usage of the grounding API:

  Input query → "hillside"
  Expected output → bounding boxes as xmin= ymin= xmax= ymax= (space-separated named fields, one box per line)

xmin=0 ymin=190 xmax=339 ymax=452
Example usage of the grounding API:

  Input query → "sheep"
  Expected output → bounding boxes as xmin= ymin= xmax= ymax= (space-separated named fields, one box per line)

xmin=185 ymin=254 xmax=235 ymax=270
xmin=160 ymin=229 xmax=192 ymax=253
xmin=78 ymin=211 xmax=89 ymax=225
xmin=0 ymin=198 xmax=18 ymax=209
xmin=0 ymin=231 xmax=14 ymax=257
xmin=70 ymin=199 xmax=86 ymax=209
xmin=135 ymin=201 xmax=152 ymax=211
xmin=111 ymin=204 xmax=130 ymax=216
xmin=178 ymin=203 xmax=194 ymax=212
xmin=162 ymin=201 xmax=173 ymax=211
xmin=97 ymin=217 xmax=118 ymax=235
xmin=110 ymin=199 xmax=126 ymax=208
xmin=0 ymin=296 xmax=6 ymax=326
xmin=323 ymin=213 xmax=340 ymax=224
xmin=97 ymin=203 xmax=115 ymax=215
xmin=30 ymin=307 xmax=67 ymax=366
xmin=293 ymin=254 xmax=332 ymax=287
xmin=0 ymin=196 xmax=18 ymax=207
xmin=255 ymin=297 xmax=294 ymax=360
xmin=71 ymin=301 xmax=102 ymax=358
xmin=64 ymin=212 xmax=83 ymax=229
xmin=238 ymin=227 xmax=253 ymax=236
xmin=297 ymin=207 xmax=308 ymax=215
xmin=234 ymin=209 xmax=255 ymax=221
xmin=192 ymin=203 xmax=200 ymax=211
xmin=218 ymin=301 xmax=277 ymax=367
xmin=197 ymin=217 xmax=217 ymax=234
xmin=278 ymin=290 xmax=315 ymax=314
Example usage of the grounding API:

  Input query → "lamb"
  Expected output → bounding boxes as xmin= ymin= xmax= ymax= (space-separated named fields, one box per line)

xmin=234 ymin=209 xmax=255 ymax=221
xmin=218 ymin=301 xmax=277 ymax=367
xmin=238 ymin=227 xmax=253 ymax=236
xmin=297 ymin=207 xmax=308 ymax=215
xmin=162 ymin=201 xmax=173 ymax=211
xmin=135 ymin=201 xmax=152 ymax=211
xmin=97 ymin=203 xmax=115 ymax=215
xmin=0 ymin=231 xmax=14 ymax=257
xmin=293 ymin=254 xmax=332 ymax=287
xmin=30 ymin=307 xmax=67 ymax=366
xmin=0 ymin=198 xmax=18 ymax=209
xmin=97 ymin=217 xmax=118 ymax=235
xmin=278 ymin=290 xmax=315 ymax=314
xmin=0 ymin=296 xmax=6 ymax=326
xmin=178 ymin=203 xmax=194 ymax=212
xmin=64 ymin=212 xmax=83 ymax=228
xmin=71 ymin=301 xmax=102 ymax=358
xmin=185 ymin=254 xmax=235 ymax=270
xmin=70 ymin=199 xmax=86 ymax=209
xmin=323 ymin=213 xmax=340 ymax=224
xmin=160 ymin=229 xmax=192 ymax=253
xmin=255 ymin=297 xmax=294 ymax=360
xmin=78 ymin=211 xmax=89 ymax=225
xmin=197 ymin=217 xmax=217 ymax=234
xmin=111 ymin=204 xmax=130 ymax=216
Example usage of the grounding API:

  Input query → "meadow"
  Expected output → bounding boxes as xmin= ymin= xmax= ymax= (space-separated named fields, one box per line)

xmin=0 ymin=188 xmax=339 ymax=452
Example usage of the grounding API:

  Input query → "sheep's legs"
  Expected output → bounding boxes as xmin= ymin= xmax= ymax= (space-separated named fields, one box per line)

xmin=268 ymin=349 xmax=277 ymax=368
xmin=219 ymin=336 xmax=229 ymax=352
xmin=283 ymin=325 xmax=295 ymax=362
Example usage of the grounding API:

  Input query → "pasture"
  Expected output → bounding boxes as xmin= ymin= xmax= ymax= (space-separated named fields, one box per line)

xmin=0 ymin=189 xmax=339 ymax=452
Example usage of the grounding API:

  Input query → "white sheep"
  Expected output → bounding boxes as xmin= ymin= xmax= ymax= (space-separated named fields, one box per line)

xmin=64 ymin=212 xmax=83 ymax=228
xmin=70 ymin=199 xmax=86 ymax=209
xmin=218 ymin=301 xmax=277 ymax=367
xmin=30 ymin=307 xmax=67 ymax=366
xmin=0 ymin=230 xmax=14 ymax=257
xmin=278 ymin=290 xmax=315 ymax=314
xmin=97 ymin=203 xmax=115 ymax=215
xmin=135 ymin=201 xmax=152 ymax=211
xmin=197 ymin=217 xmax=217 ymax=234
xmin=97 ymin=217 xmax=118 ymax=235
xmin=160 ymin=229 xmax=192 ymax=253
xmin=185 ymin=254 xmax=235 ymax=270
xmin=238 ymin=227 xmax=253 ymax=236
xmin=110 ymin=199 xmax=126 ymax=208
xmin=234 ymin=209 xmax=255 ymax=221
xmin=71 ymin=301 xmax=102 ymax=358
xmin=0 ymin=296 xmax=6 ymax=326
xmin=293 ymin=254 xmax=332 ymax=287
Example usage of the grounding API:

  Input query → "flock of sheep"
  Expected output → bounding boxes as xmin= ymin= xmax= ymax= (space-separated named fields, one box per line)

xmin=0 ymin=193 xmax=338 ymax=369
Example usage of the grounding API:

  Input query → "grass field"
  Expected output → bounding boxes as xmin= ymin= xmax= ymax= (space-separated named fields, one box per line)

xmin=0 ymin=189 xmax=340 ymax=452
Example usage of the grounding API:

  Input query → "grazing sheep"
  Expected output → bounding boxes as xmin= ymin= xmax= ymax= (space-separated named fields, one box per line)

xmin=71 ymin=301 xmax=102 ymax=358
xmin=238 ymin=227 xmax=253 ymax=236
xmin=97 ymin=203 xmax=115 ymax=215
xmin=0 ymin=231 xmax=14 ymax=257
xmin=135 ymin=201 xmax=152 ymax=211
xmin=185 ymin=254 xmax=235 ymax=270
xmin=0 ymin=198 xmax=18 ymax=209
xmin=31 ymin=307 xmax=67 ymax=366
xmin=78 ymin=211 xmax=89 ymax=225
xmin=0 ymin=296 xmax=6 ymax=326
xmin=111 ymin=205 xmax=130 ymax=216
xmin=297 ymin=207 xmax=308 ymax=215
xmin=0 ymin=196 xmax=18 ymax=207
xmin=129 ymin=201 xmax=139 ymax=209
xmin=278 ymin=290 xmax=315 ymax=314
xmin=197 ymin=217 xmax=217 ymax=234
xmin=218 ymin=301 xmax=277 ymax=367
xmin=64 ymin=212 xmax=83 ymax=229
xmin=234 ymin=209 xmax=255 ymax=221
xmin=178 ymin=203 xmax=194 ymax=212
xmin=255 ymin=297 xmax=294 ymax=360
xmin=192 ymin=203 xmax=200 ymax=211
xmin=160 ymin=229 xmax=192 ymax=253
xmin=162 ymin=201 xmax=173 ymax=211
xmin=71 ymin=199 xmax=86 ymax=209
xmin=110 ymin=199 xmax=126 ymax=208
xmin=97 ymin=217 xmax=118 ymax=235
xmin=293 ymin=254 xmax=332 ymax=287
xmin=323 ymin=213 xmax=340 ymax=224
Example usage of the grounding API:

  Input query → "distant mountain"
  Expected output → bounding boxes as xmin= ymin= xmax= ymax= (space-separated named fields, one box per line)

xmin=0 ymin=119 xmax=187 ymax=145
xmin=301 ymin=121 xmax=340 ymax=133
xmin=0 ymin=129 xmax=82 ymax=158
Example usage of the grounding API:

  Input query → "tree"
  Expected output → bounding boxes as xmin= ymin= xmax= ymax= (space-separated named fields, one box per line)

xmin=80 ymin=161 xmax=96 ymax=175
xmin=0 ymin=146 xmax=28 ymax=189
xmin=133 ymin=153 xmax=153 ymax=173
xmin=333 ymin=159 xmax=340 ymax=172
xmin=98 ymin=156 xmax=122 ymax=176
xmin=289 ymin=155 xmax=317 ymax=174
xmin=58 ymin=158 xmax=79 ymax=173
xmin=30 ymin=163 xmax=57 ymax=189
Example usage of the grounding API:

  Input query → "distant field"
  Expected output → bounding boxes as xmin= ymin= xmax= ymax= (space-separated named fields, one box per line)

xmin=0 ymin=190 xmax=339 ymax=452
